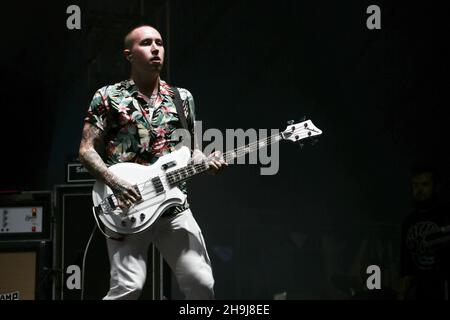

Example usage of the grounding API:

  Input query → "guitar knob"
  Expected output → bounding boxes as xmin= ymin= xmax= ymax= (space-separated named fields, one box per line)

xmin=140 ymin=213 xmax=145 ymax=221
xmin=130 ymin=216 xmax=136 ymax=224
xmin=121 ymin=220 xmax=127 ymax=227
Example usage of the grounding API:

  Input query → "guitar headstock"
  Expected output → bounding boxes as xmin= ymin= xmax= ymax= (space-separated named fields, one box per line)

xmin=281 ymin=119 xmax=323 ymax=146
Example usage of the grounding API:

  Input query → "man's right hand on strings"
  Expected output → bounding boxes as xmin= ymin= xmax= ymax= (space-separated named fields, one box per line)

xmin=109 ymin=177 xmax=142 ymax=210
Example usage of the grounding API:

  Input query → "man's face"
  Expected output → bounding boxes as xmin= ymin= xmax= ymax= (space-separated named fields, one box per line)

xmin=128 ymin=26 xmax=164 ymax=72
xmin=411 ymin=172 xmax=435 ymax=203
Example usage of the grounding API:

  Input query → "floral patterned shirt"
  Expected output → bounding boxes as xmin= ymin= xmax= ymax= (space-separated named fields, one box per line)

xmin=84 ymin=79 xmax=195 ymax=193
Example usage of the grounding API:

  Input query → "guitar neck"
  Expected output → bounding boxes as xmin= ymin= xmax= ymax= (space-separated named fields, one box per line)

xmin=222 ymin=133 xmax=284 ymax=163
xmin=165 ymin=132 xmax=284 ymax=187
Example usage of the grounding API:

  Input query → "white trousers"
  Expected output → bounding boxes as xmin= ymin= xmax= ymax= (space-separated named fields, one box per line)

xmin=103 ymin=209 xmax=215 ymax=300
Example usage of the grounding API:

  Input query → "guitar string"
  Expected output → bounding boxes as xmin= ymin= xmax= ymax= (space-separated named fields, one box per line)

xmin=137 ymin=132 xmax=283 ymax=191
xmin=132 ymin=132 xmax=284 ymax=189
xmin=100 ymin=130 xmax=312 ymax=206
xmin=100 ymin=132 xmax=286 ymax=207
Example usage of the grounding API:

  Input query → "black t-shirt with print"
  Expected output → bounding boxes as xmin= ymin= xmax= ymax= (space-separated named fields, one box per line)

xmin=400 ymin=202 xmax=450 ymax=299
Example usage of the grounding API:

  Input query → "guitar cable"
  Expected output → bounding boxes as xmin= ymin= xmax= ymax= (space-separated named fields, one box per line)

xmin=80 ymin=223 xmax=97 ymax=300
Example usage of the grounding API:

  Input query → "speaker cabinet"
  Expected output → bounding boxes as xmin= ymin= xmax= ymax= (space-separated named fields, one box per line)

xmin=0 ymin=241 xmax=52 ymax=300
xmin=54 ymin=184 xmax=170 ymax=300
xmin=0 ymin=191 xmax=53 ymax=300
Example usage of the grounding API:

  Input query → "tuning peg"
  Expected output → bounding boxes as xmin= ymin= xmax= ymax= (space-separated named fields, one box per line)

xmin=300 ymin=116 xmax=306 ymax=121
xmin=310 ymin=138 xmax=319 ymax=146
xmin=287 ymin=120 xmax=294 ymax=125
xmin=299 ymin=142 xmax=304 ymax=149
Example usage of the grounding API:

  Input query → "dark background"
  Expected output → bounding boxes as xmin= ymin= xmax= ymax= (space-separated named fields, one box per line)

xmin=1 ymin=1 xmax=448 ymax=299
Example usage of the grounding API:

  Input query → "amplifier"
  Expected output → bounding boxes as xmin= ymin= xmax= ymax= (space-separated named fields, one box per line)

xmin=0 ymin=241 xmax=53 ymax=300
xmin=0 ymin=191 xmax=53 ymax=300
xmin=0 ymin=191 xmax=52 ymax=241
xmin=53 ymin=184 xmax=171 ymax=300
xmin=53 ymin=184 xmax=106 ymax=300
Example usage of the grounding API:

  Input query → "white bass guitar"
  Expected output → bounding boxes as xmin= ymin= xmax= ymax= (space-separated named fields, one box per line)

xmin=92 ymin=119 xmax=323 ymax=237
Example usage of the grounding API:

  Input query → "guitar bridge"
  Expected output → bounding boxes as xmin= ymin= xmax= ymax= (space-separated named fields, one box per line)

xmin=107 ymin=195 xmax=117 ymax=209
xmin=95 ymin=195 xmax=118 ymax=215
xmin=94 ymin=205 xmax=103 ymax=214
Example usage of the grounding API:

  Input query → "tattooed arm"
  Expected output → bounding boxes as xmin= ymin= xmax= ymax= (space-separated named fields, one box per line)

xmin=78 ymin=122 xmax=141 ymax=207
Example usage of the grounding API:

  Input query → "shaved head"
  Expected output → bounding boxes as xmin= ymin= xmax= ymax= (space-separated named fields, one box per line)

xmin=124 ymin=24 xmax=157 ymax=49
xmin=123 ymin=24 xmax=165 ymax=75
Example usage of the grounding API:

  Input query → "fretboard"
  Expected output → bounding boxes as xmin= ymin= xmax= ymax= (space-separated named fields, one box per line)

xmin=166 ymin=133 xmax=283 ymax=187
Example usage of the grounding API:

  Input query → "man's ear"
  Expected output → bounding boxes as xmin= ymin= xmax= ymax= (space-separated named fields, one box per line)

xmin=123 ymin=49 xmax=132 ymax=61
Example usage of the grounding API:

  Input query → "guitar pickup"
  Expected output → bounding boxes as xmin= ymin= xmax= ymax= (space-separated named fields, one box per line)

xmin=151 ymin=177 xmax=165 ymax=194
xmin=133 ymin=185 xmax=143 ymax=200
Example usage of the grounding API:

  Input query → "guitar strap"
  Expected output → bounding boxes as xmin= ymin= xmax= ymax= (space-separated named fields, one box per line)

xmin=172 ymin=87 xmax=194 ymax=151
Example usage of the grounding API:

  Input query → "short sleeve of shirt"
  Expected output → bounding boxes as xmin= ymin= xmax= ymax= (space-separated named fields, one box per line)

xmin=84 ymin=86 xmax=109 ymax=131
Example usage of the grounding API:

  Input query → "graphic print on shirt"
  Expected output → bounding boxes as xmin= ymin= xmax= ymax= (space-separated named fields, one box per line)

xmin=406 ymin=221 xmax=440 ymax=270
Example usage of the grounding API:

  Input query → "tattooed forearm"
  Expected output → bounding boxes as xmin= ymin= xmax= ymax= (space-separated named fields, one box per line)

xmin=80 ymin=149 xmax=134 ymax=201
xmin=79 ymin=123 xmax=141 ymax=206
xmin=79 ymin=123 xmax=118 ymax=188
xmin=80 ymin=150 xmax=115 ymax=185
